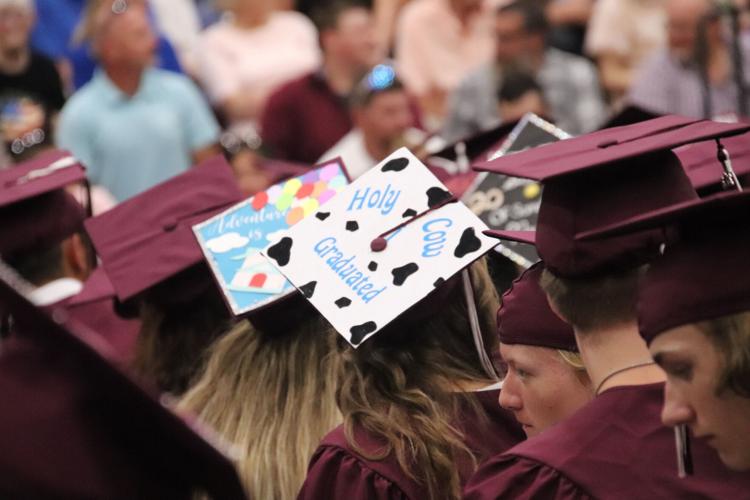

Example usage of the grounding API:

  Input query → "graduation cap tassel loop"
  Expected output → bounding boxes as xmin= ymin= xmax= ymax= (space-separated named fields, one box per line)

xmin=370 ymin=195 xmax=459 ymax=252
xmin=462 ymin=269 xmax=498 ymax=380
xmin=716 ymin=140 xmax=743 ymax=192
xmin=675 ymin=424 xmax=694 ymax=478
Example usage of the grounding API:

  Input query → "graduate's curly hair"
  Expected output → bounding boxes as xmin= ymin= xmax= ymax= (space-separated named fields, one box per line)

xmin=336 ymin=258 xmax=501 ymax=500
xmin=179 ymin=312 xmax=342 ymax=500
xmin=697 ymin=311 xmax=750 ymax=398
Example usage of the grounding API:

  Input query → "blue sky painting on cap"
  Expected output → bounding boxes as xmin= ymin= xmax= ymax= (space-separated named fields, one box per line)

xmin=193 ymin=159 xmax=349 ymax=315
xmin=262 ymin=148 xmax=497 ymax=347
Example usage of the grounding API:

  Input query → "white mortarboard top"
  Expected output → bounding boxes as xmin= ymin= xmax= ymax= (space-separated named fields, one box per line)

xmin=193 ymin=159 xmax=349 ymax=316
xmin=262 ymin=148 xmax=498 ymax=347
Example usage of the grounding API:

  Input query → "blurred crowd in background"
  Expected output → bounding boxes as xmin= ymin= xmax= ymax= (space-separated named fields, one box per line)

xmin=2 ymin=0 xmax=750 ymax=206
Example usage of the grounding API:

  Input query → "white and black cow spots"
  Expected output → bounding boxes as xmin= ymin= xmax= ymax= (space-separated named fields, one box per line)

xmin=350 ymin=321 xmax=378 ymax=345
xmin=346 ymin=221 xmax=359 ymax=232
xmin=391 ymin=262 xmax=419 ymax=286
xmin=267 ymin=237 xmax=293 ymax=266
xmin=381 ymin=157 xmax=409 ymax=172
xmin=402 ymin=208 xmax=417 ymax=218
xmin=368 ymin=261 xmax=378 ymax=271
xmin=335 ymin=297 xmax=352 ymax=308
xmin=299 ymin=280 xmax=317 ymax=298
xmin=433 ymin=277 xmax=445 ymax=288
xmin=426 ymin=187 xmax=452 ymax=208
xmin=316 ymin=211 xmax=331 ymax=221
xmin=454 ymin=227 xmax=482 ymax=258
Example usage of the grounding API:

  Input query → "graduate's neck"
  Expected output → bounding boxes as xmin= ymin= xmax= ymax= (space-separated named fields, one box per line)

xmin=575 ymin=320 xmax=665 ymax=395
xmin=322 ymin=57 xmax=359 ymax=96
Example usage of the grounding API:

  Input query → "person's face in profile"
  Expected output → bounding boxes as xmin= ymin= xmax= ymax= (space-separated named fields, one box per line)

xmin=0 ymin=4 xmax=33 ymax=51
xmin=654 ymin=324 xmax=750 ymax=471
xmin=499 ymin=342 xmax=593 ymax=437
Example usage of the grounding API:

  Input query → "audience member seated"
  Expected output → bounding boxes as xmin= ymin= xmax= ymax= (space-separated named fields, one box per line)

xmin=261 ymin=2 xmax=380 ymax=165
xmin=544 ymin=0 xmax=593 ymax=55
xmin=196 ymin=0 xmax=321 ymax=126
xmin=442 ymin=1 xmax=605 ymax=142
xmin=629 ymin=0 xmax=750 ymax=120
xmin=585 ymin=0 xmax=666 ymax=103
xmin=57 ymin=2 xmax=220 ymax=202
xmin=68 ymin=0 xmax=183 ymax=91
xmin=395 ymin=0 xmax=495 ymax=127
xmin=496 ymin=70 xmax=549 ymax=124
xmin=318 ymin=64 xmax=422 ymax=178
xmin=0 ymin=0 xmax=65 ymax=114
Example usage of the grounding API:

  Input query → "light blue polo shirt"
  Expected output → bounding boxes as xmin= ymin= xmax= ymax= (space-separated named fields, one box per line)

xmin=57 ymin=68 xmax=220 ymax=201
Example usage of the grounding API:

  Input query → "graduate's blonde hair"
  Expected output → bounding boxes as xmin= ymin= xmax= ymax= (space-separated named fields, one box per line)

xmin=336 ymin=258 xmax=501 ymax=500
xmin=179 ymin=314 xmax=342 ymax=500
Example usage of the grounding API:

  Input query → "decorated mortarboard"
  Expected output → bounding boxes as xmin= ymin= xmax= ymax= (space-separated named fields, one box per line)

xmin=498 ymin=261 xmax=577 ymax=352
xmin=0 ymin=149 xmax=88 ymax=257
xmin=462 ymin=113 xmax=570 ymax=268
xmin=675 ymin=133 xmax=750 ymax=193
xmin=0 ymin=262 xmax=247 ymax=500
xmin=261 ymin=148 xmax=498 ymax=347
xmin=577 ymin=190 xmax=750 ymax=344
xmin=193 ymin=158 xmax=350 ymax=316
xmin=474 ymin=116 xmax=750 ymax=278
xmin=85 ymin=156 xmax=244 ymax=302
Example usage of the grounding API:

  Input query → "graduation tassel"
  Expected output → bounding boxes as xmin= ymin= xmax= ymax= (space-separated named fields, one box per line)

xmin=716 ymin=140 xmax=743 ymax=192
xmin=462 ymin=269 xmax=498 ymax=380
xmin=675 ymin=424 xmax=694 ymax=478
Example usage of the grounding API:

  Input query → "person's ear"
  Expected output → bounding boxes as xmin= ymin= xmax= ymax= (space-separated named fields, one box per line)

xmin=62 ymin=233 xmax=92 ymax=282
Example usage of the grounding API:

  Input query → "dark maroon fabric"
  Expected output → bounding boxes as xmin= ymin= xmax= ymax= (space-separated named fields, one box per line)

xmin=0 ymin=277 xmax=247 ymax=500
xmin=261 ymin=72 xmax=352 ymax=164
xmin=0 ymin=149 xmax=87 ymax=257
xmin=0 ymin=189 xmax=85 ymax=257
xmin=677 ymin=133 xmax=750 ymax=192
xmin=472 ymin=116 xmax=749 ymax=181
xmin=473 ymin=116 xmax=750 ymax=278
xmin=0 ymin=149 xmax=84 ymax=206
xmin=498 ymin=263 xmax=577 ymax=352
xmin=464 ymin=383 xmax=750 ymax=499
xmin=84 ymin=156 xmax=243 ymax=301
xmin=573 ymin=190 xmax=750 ymax=343
xmin=298 ymin=389 xmax=524 ymax=500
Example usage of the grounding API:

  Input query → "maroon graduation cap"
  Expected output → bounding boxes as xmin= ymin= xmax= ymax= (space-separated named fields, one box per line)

xmin=0 ymin=264 xmax=247 ymax=499
xmin=576 ymin=190 xmax=750 ymax=343
xmin=498 ymin=262 xmax=577 ymax=352
xmin=675 ymin=132 xmax=750 ymax=193
xmin=85 ymin=156 xmax=244 ymax=302
xmin=0 ymin=149 xmax=87 ymax=258
xmin=474 ymin=116 xmax=750 ymax=278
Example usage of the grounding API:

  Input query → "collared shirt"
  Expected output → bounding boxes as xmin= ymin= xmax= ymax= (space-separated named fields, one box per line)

xmin=261 ymin=71 xmax=352 ymax=165
xmin=441 ymin=48 xmax=607 ymax=142
xmin=628 ymin=36 xmax=750 ymax=119
xmin=395 ymin=0 xmax=495 ymax=96
xmin=28 ymin=278 xmax=83 ymax=307
xmin=57 ymin=68 xmax=220 ymax=201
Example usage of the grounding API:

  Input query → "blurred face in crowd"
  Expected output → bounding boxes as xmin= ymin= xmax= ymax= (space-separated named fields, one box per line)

xmin=0 ymin=2 xmax=33 ymax=52
xmin=223 ymin=0 xmax=275 ymax=23
xmin=498 ymin=90 xmax=547 ymax=124
xmin=495 ymin=10 xmax=535 ymax=67
xmin=230 ymin=149 xmax=273 ymax=196
xmin=499 ymin=343 xmax=593 ymax=437
xmin=355 ymin=89 xmax=413 ymax=158
xmin=666 ymin=0 xmax=716 ymax=62
xmin=324 ymin=7 xmax=380 ymax=70
xmin=98 ymin=4 xmax=156 ymax=70
xmin=655 ymin=325 xmax=750 ymax=470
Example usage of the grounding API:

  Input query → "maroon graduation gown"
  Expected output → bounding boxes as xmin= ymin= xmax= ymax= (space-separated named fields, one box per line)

xmin=464 ymin=383 xmax=750 ymax=499
xmin=45 ymin=270 xmax=140 ymax=364
xmin=298 ymin=389 xmax=525 ymax=500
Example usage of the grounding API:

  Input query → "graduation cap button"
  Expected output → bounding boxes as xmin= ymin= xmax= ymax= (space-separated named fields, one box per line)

xmin=370 ymin=237 xmax=388 ymax=252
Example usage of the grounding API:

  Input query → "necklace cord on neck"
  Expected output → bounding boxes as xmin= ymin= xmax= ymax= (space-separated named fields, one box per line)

xmin=594 ymin=361 xmax=656 ymax=395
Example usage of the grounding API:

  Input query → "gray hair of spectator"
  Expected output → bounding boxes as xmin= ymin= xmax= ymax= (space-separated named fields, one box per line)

xmin=0 ymin=0 xmax=33 ymax=11
xmin=497 ymin=0 xmax=550 ymax=35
